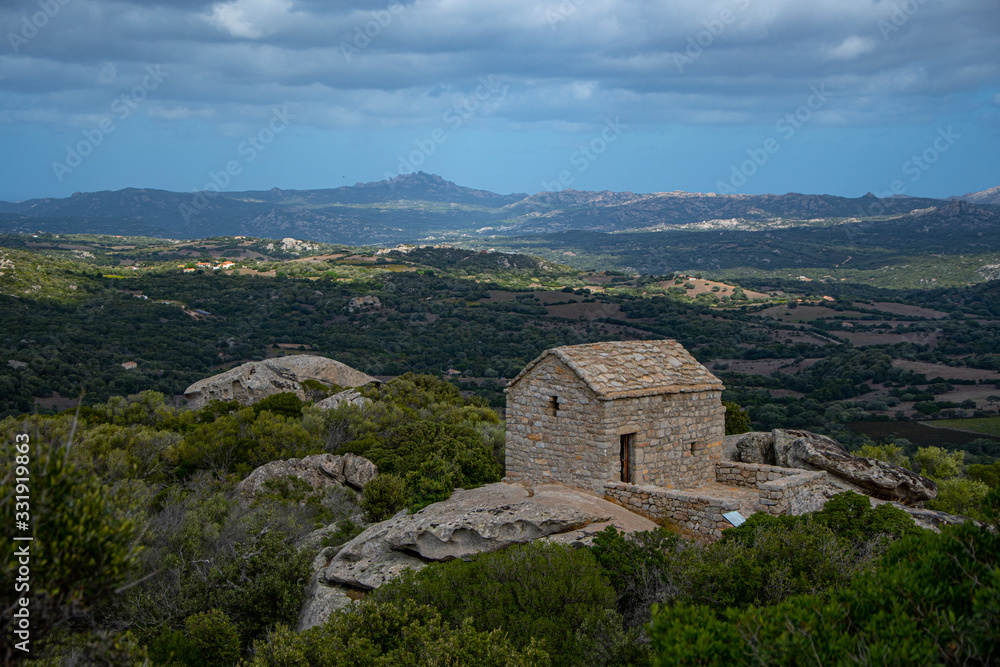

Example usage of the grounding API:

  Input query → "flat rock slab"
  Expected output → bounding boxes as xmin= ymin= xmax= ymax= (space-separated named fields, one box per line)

xmin=323 ymin=482 xmax=656 ymax=591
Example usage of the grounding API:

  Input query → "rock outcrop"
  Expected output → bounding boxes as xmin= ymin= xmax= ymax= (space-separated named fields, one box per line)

xmin=726 ymin=429 xmax=937 ymax=503
xmin=236 ymin=453 xmax=378 ymax=496
xmin=297 ymin=482 xmax=656 ymax=630
xmin=315 ymin=388 xmax=371 ymax=410
xmin=348 ymin=295 xmax=381 ymax=312
xmin=298 ymin=548 xmax=356 ymax=631
xmin=887 ymin=503 xmax=977 ymax=532
xmin=183 ymin=355 xmax=378 ymax=409
xmin=323 ymin=482 xmax=653 ymax=590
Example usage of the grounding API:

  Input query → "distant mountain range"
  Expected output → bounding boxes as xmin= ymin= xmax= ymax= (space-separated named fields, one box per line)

xmin=1 ymin=172 xmax=998 ymax=246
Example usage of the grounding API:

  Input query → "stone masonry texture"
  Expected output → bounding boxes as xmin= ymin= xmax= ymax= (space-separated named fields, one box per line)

xmin=505 ymin=340 xmax=725 ymax=494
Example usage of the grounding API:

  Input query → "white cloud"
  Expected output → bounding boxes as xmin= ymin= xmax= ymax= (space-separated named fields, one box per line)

xmin=205 ymin=0 xmax=293 ymax=39
xmin=826 ymin=35 xmax=875 ymax=61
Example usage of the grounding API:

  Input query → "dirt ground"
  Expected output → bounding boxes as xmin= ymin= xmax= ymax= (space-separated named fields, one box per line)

xmin=891 ymin=360 xmax=1000 ymax=383
xmin=839 ymin=331 xmax=943 ymax=347
xmin=869 ymin=302 xmax=948 ymax=319
xmin=660 ymin=278 xmax=770 ymax=300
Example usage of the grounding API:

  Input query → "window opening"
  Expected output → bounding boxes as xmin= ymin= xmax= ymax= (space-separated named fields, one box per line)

xmin=548 ymin=396 xmax=559 ymax=416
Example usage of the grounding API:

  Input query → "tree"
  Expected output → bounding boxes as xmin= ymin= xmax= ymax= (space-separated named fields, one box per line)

xmin=723 ymin=401 xmax=751 ymax=435
xmin=856 ymin=442 xmax=910 ymax=469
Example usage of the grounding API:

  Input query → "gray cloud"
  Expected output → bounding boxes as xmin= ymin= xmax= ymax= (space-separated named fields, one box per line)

xmin=1 ymin=0 xmax=997 ymax=134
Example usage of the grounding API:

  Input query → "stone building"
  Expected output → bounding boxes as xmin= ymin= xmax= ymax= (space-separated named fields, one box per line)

xmin=505 ymin=339 xmax=725 ymax=494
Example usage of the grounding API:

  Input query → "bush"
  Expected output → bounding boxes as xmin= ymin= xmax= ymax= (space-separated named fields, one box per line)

xmin=969 ymin=462 xmax=1000 ymax=488
xmin=590 ymin=527 xmax=680 ymax=628
xmin=647 ymin=490 xmax=1000 ymax=666
xmin=1 ymin=420 xmax=141 ymax=663
xmin=856 ymin=442 xmax=910 ymax=469
xmin=149 ymin=609 xmax=241 ymax=667
xmin=914 ymin=446 xmax=965 ymax=479
xmin=926 ymin=477 xmax=991 ymax=519
xmin=808 ymin=491 xmax=918 ymax=544
xmin=248 ymin=602 xmax=550 ymax=667
xmin=591 ymin=493 xmax=916 ymax=635
xmin=370 ymin=541 xmax=634 ymax=666
xmin=345 ymin=420 xmax=502 ymax=510
xmin=723 ymin=401 xmax=750 ymax=435
xmin=253 ymin=392 xmax=305 ymax=419
xmin=361 ymin=474 xmax=408 ymax=522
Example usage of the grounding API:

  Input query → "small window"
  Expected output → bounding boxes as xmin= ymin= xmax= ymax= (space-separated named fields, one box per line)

xmin=548 ymin=396 xmax=560 ymax=416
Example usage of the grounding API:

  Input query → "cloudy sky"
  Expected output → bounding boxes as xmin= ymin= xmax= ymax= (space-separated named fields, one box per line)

xmin=1 ymin=0 xmax=997 ymax=201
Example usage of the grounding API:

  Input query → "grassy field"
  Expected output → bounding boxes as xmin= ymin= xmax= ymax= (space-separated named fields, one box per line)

xmin=933 ymin=417 xmax=1000 ymax=437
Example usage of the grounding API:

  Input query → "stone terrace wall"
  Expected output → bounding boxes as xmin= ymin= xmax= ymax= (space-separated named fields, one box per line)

xmin=715 ymin=462 xmax=827 ymax=516
xmin=604 ymin=482 xmax=739 ymax=541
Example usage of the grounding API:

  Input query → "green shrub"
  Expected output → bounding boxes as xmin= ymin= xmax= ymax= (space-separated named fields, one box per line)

xmin=590 ymin=526 xmax=680 ymax=628
xmin=346 ymin=420 xmax=503 ymax=510
xmin=253 ymin=392 xmax=305 ymax=419
xmin=856 ymin=442 xmax=911 ymax=468
xmin=915 ymin=446 xmax=965 ymax=479
xmin=969 ymin=462 xmax=1000 ymax=488
xmin=723 ymin=401 xmax=750 ymax=435
xmin=0 ymin=421 xmax=141 ymax=663
xmin=170 ymin=407 xmax=321 ymax=477
xmin=370 ymin=541 xmax=634 ymax=666
xmin=207 ymin=530 xmax=311 ymax=647
xmin=248 ymin=602 xmax=550 ymax=667
xmin=149 ymin=609 xmax=241 ymax=667
xmin=361 ymin=474 xmax=408 ymax=522
xmin=647 ymin=490 xmax=1000 ymax=666
xmin=809 ymin=491 xmax=919 ymax=544
xmin=322 ymin=519 xmax=364 ymax=548
xmin=926 ymin=477 xmax=990 ymax=519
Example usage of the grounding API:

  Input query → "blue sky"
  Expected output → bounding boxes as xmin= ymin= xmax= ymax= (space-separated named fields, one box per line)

xmin=1 ymin=0 xmax=997 ymax=201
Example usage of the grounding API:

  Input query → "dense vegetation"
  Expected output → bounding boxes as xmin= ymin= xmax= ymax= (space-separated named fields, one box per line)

xmin=3 ymin=232 xmax=1000 ymax=664
xmin=0 ymin=374 xmax=502 ymax=664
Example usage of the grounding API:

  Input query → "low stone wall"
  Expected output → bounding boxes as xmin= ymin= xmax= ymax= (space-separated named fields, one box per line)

xmin=715 ymin=461 xmax=827 ymax=515
xmin=604 ymin=482 xmax=739 ymax=540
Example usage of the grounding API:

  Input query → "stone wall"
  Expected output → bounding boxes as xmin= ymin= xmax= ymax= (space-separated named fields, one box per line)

xmin=506 ymin=355 xmax=613 ymax=493
xmin=715 ymin=461 xmax=827 ymax=516
xmin=604 ymin=482 xmax=739 ymax=541
xmin=604 ymin=390 xmax=724 ymax=488
xmin=505 ymin=355 xmax=725 ymax=494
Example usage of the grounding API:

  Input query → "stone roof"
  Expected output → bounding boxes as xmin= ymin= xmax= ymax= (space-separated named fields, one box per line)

xmin=508 ymin=339 xmax=723 ymax=400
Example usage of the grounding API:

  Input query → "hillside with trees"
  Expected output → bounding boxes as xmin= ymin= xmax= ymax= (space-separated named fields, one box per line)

xmin=2 ymin=232 xmax=999 ymax=664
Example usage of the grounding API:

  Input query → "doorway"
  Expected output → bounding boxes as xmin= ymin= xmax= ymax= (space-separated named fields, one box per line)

xmin=620 ymin=433 xmax=635 ymax=483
